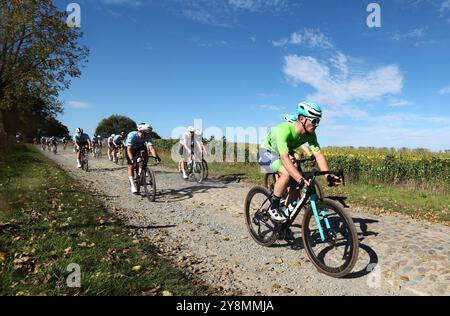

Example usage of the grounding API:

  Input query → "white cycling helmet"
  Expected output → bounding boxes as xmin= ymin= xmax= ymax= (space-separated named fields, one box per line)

xmin=187 ymin=126 xmax=195 ymax=133
xmin=111 ymin=134 xmax=115 ymax=137
xmin=137 ymin=123 xmax=151 ymax=132
xmin=76 ymin=128 xmax=83 ymax=133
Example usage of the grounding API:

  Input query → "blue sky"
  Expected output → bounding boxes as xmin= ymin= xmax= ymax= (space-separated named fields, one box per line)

xmin=54 ymin=0 xmax=450 ymax=151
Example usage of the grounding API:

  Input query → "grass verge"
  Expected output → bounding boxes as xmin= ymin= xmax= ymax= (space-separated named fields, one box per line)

xmin=0 ymin=145 xmax=205 ymax=296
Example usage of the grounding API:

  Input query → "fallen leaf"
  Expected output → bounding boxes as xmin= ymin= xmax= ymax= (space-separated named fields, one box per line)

xmin=162 ymin=290 xmax=173 ymax=296
xmin=289 ymin=261 xmax=301 ymax=267
xmin=132 ymin=265 xmax=141 ymax=271
xmin=0 ymin=251 xmax=6 ymax=262
xmin=282 ymin=287 xmax=293 ymax=294
xmin=400 ymin=275 xmax=410 ymax=282
xmin=417 ymin=257 xmax=432 ymax=262
xmin=275 ymin=257 xmax=283 ymax=264
xmin=64 ymin=247 xmax=72 ymax=255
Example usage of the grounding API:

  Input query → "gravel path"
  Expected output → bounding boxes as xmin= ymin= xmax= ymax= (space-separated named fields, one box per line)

xmin=40 ymin=148 xmax=450 ymax=296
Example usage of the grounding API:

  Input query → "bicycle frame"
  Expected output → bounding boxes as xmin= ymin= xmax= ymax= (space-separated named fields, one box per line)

xmin=255 ymin=166 xmax=342 ymax=242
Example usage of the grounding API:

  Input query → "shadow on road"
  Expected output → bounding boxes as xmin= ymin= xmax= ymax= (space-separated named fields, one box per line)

xmin=125 ymin=224 xmax=177 ymax=229
xmin=206 ymin=173 xmax=248 ymax=184
xmin=268 ymin=216 xmax=380 ymax=279
xmin=156 ymin=184 xmax=227 ymax=203
xmin=326 ymin=195 xmax=350 ymax=208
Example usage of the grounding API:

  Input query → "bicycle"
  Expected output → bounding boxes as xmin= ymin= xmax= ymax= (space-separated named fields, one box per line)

xmin=117 ymin=146 xmax=125 ymax=165
xmin=180 ymin=151 xmax=205 ymax=183
xmin=132 ymin=150 xmax=157 ymax=202
xmin=201 ymin=156 xmax=209 ymax=180
xmin=264 ymin=156 xmax=324 ymax=199
xmin=93 ymin=145 xmax=102 ymax=159
xmin=245 ymin=158 xmax=359 ymax=278
xmin=79 ymin=146 xmax=89 ymax=172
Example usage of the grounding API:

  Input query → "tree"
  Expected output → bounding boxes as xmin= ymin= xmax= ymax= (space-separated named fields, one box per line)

xmin=95 ymin=115 xmax=161 ymax=139
xmin=0 ymin=0 xmax=89 ymax=143
xmin=95 ymin=115 xmax=137 ymax=138
xmin=38 ymin=117 xmax=69 ymax=138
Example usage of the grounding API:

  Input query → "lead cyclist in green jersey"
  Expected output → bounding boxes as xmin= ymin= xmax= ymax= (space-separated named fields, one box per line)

xmin=258 ymin=101 xmax=341 ymax=223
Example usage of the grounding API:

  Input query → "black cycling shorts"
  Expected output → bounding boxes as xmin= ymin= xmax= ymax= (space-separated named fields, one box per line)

xmin=126 ymin=146 xmax=147 ymax=165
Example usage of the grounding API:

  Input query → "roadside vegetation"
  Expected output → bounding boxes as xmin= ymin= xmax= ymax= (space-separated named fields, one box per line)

xmin=0 ymin=145 xmax=206 ymax=296
xmin=155 ymin=139 xmax=450 ymax=224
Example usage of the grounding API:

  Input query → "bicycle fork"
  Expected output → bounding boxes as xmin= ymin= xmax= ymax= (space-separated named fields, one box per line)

xmin=310 ymin=194 xmax=330 ymax=242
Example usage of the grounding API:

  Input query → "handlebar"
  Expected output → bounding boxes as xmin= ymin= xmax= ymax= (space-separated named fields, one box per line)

xmin=303 ymin=170 xmax=345 ymax=186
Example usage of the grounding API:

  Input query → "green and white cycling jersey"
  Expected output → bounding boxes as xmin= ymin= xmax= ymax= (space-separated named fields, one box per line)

xmin=259 ymin=122 xmax=320 ymax=173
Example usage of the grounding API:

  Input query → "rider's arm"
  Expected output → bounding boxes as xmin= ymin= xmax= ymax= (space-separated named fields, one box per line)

xmin=127 ymin=146 xmax=134 ymax=161
xmin=148 ymin=144 xmax=157 ymax=158
xmin=301 ymin=144 xmax=313 ymax=157
xmin=314 ymin=150 xmax=329 ymax=171
xmin=280 ymin=153 xmax=304 ymax=183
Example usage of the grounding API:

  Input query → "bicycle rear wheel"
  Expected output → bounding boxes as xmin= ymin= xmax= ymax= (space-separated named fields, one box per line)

xmin=301 ymin=198 xmax=358 ymax=278
xmin=143 ymin=167 xmax=156 ymax=202
xmin=264 ymin=173 xmax=276 ymax=191
xmin=193 ymin=161 xmax=205 ymax=183
xmin=244 ymin=186 xmax=277 ymax=247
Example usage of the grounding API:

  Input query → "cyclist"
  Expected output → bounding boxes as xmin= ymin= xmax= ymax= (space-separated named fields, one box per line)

xmin=91 ymin=135 xmax=98 ymax=155
xmin=258 ymin=101 xmax=341 ymax=223
xmin=40 ymin=136 xmax=47 ymax=150
xmin=179 ymin=126 xmax=205 ymax=179
xmin=112 ymin=132 xmax=126 ymax=163
xmin=107 ymin=134 xmax=115 ymax=161
xmin=96 ymin=134 xmax=103 ymax=151
xmin=284 ymin=114 xmax=316 ymax=161
xmin=125 ymin=123 xmax=161 ymax=193
xmin=62 ymin=136 xmax=68 ymax=150
xmin=50 ymin=136 xmax=58 ymax=152
xmin=72 ymin=128 xmax=92 ymax=168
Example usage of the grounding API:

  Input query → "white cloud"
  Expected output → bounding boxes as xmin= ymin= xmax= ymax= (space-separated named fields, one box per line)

xmin=440 ymin=0 xmax=450 ymax=11
xmin=66 ymin=101 xmax=93 ymax=109
xmin=283 ymin=54 xmax=403 ymax=106
xmin=98 ymin=0 xmax=142 ymax=6
xmin=439 ymin=85 xmax=450 ymax=94
xmin=272 ymin=29 xmax=332 ymax=48
xmin=388 ymin=98 xmax=413 ymax=107
xmin=391 ymin=28 xmax=426 ymax=41
xmin=228 ymin=0 xmax=286 ymax=11
xmin=199 ymin=41 xmax=228 ymax=48
xmin=320 ymin=123 xmax=450 ymax=151
xmin=259 ymin=104 xmax=284 ymax=112
xmin=173 ymin=0 xmax=288 ymax=27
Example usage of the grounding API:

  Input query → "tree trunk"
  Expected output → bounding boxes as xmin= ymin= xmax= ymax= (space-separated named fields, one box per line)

xmin=0 ymin=110 xmax=7 ymax=152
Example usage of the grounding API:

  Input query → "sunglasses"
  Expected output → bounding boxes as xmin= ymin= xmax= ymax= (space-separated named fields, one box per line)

xmin=306 ymin=117 xmax=320 ymax=126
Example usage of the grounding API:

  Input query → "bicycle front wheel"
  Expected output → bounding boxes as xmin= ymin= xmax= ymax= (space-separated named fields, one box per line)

xmin=202 ymin=159 xmax=209 ymax=180
xmin=301 ymin=198 xmax=359 ymax=278
xmin=143 ymin=167 xmax=156 ymax=202
xmin=244 ymin=186 xmax=277 ymax=247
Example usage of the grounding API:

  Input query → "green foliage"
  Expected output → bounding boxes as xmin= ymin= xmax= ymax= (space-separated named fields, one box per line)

xmin=322 ymin=148 xmax=450 ymax=192
xmin=0 ymin=0 xmax=88 ymax=139
xmin=95 ymin=115 xmax=137 ymax=138
xmin=95 ymin=115 xmax=161 ymax=139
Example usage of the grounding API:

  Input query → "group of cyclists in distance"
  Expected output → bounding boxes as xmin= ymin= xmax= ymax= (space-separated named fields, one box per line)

xmin=36 ymin=101 xmax=342 ymax=224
